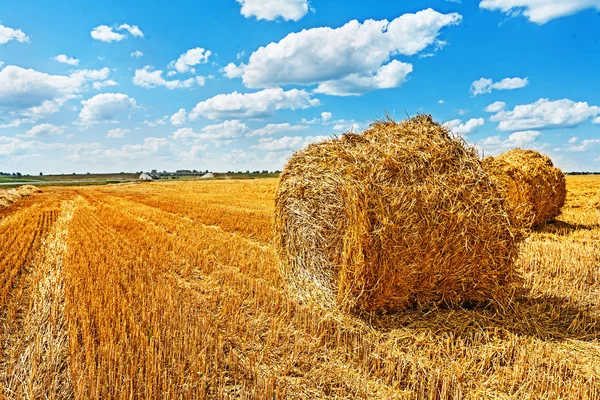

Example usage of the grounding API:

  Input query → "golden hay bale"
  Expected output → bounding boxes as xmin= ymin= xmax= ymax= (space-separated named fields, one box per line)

xmin=17 ymin=185 xmax=43 ymax=195
xmin=0 ymin=185 xmax=41 ymax=209
xmin=482 ymin=149 xmax=566 ymax=229
xmin=274 ymin=115 xmax=519 ymax=313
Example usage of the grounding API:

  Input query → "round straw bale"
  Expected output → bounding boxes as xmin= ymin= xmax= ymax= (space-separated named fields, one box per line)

xmin=274 ymin=115 xmax=519 ymax=313
xmin=482 ymin=149 xmax=566 ymax=229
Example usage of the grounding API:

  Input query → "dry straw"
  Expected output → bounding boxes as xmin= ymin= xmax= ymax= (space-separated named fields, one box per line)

xmin=0 ymin=185 xmax=41 ymax=208
xmin=482 ymin=149 xmax=566 ymax=229
xmin=274 ymin=115 xmax=519 ymax=313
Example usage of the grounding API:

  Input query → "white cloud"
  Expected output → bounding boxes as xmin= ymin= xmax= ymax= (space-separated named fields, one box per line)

xmin=90 ymin=25 xmax=126 ymax=42
xmin=93 ymin=79 xmax=118 ymax=90
xmin=189 ymin=88 xmax=320 ymax=120
xmin=100 ymin=137 xmax=169 ymax=161
xmin=169 ymin=48 xmax=211 ymax=74
xmin=314 ymin=60 xmax=413 ymax=96
xmin=438 ymin=100 xmax=445 ymax=104
xmin=20 ymin=95 xmax=77 ymax=121
xmin=228 ymin=9 xmax=461 ymax=91
xmin=54 ymin=54 xmax=79 ymax=66
xmin=0 ymin=24 xmax=29 ymax=45
xmin=252 ymin=135 xmax=329 ymax=151
xmin=90 ymin=24 xmax=143 ymax=42
xmin=568 ymin=139 xmax=600 ymax=152
xmin=107 ymin=128 xmax=130 ymax=138
xmin=321 ymin=112 xmax=332 ymax=122
xmin=133 ymin=66 xmax=204 ymax=89
xmin=236 ymin=0 xmax=309 ymax=21
xmin=117 ymin=24 xmax=144 ymax=38
xmin=249 ymin=123 xmax=308 ymax=137
xmin=444 ymin=118 xmax=485 ymax=135
xmin=0 ymin=66 xmax=110 ymax=108
xmin=484 ymin=101 xmax=506 ymax=113
xmin=593 ymin=116 xmax=600 ymax=124
xmin=489 ymin=98 xmax=600 ymax=131
xmin=568 ymin=136 xmax=578 ymax=144
xmin=504 ymin=130 xmax=542 ymax=146
xmin=479 ymin=0 xmax=600 ymax=24
xmin=77 ymin=93 xmax=137 ymax=126
xmin=172 ymin=120 xmax=249 ymax=142
xmin=20 ymin=123 xmax=64 ymax=138
xmin=170 ymin=108 xmax=187 ymax=126
xmin=222 ymin=62 xmax=244 ymax=79
xmin=476 ymin=130 xmax=542 ymax=154
xmin=144 ymin=116 xmax=168 ymax=127
xmin=130 ymin=50 xmax=144 ymax=58
xmin=332 ymin=119 xmax=361 ymax=132
xmin=0 ymin=66 xmax=112 ymax=127
xmin=470 ymin=77 xmax=528 ymax=96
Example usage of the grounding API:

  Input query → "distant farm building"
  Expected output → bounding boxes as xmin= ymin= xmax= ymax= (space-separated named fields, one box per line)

xmin=139 ymin=173 xmax=154 ymax=181
xmin=200 ymin=172 xmax=214 ymax=179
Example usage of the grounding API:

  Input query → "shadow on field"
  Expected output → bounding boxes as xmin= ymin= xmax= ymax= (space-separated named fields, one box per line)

xmin=361 ymin=289 xmax=599 ymax=342
xmin=538 ymin=219 xmax=600 ymax=235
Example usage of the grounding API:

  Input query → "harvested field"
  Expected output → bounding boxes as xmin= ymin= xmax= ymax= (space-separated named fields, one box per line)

xmin=0 ymin=176 xmax=599 ymax=399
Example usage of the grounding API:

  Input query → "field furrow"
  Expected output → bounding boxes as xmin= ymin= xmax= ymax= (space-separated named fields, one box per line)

xmin=2 ymin=200 xmax=75 ymax=399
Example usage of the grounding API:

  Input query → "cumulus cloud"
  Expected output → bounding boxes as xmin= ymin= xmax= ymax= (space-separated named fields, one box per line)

xmin=172 ymin=120 xmax=249 ymax=142
xmin=477 ymin=131 xmax=542 ymax=155
xmin=488 ymin=98 xmax=600 ymax=131
xmin=321 ymin=112 xmax=332 ymax=122
xmin=107 ymin=128 xmax=130 ymax=138
xmin=144 ymin=116 xmax=168 ymax=127
xmin=130 ymin=50 xmax=144 ymax=58
xmin=90 ymin=24 xmax=143 ymax=42
xmin=479 ymin=0 xmax=600 ymax=24
xmin=484 ymin=101 xmax=506 ymax=113
xmin=593 ymin=116 xmax=600 ymax=124
xmin=0 ymin=66 xmax=113 ymax=126
xmin=0 ymin=24 xmax=29 ymax=44
xmin=249 ymin=123 xmax=308 ymax=137
xmin=236 ymin=0 xmax=309 ymax=21
xmin=568 ymin=139 xmax=600 ymax=152
xmin=0 ymin=66 xmax=110 ymax=108
xmin=19 ymin=123 xmax=64 ymax=138
xmin=227 ymin=9 xmax=461 ymax=92
xmin=133 ymin=66 xmax=205 ymax=89
xmin=504 ymin=130 xmax=542 ymax=146
xmin=118 ymin=24 xmax=144 ymax=37
xmin=444 ymin=118 xmax=485 ymax=135
xmin=100 ymin=137 xmax=169 ymax=161
xmin=252 ymin=135 xmax=329 ymax=151
xmin=222 ymin=63 xmax=244 ymax=79
xmin=314 ymin=60 xmax=413 ymax=96
xmin=93 ymin=79 xmax=118 ymax=90
xmin=189 ymin=88 xmax=320 ymax=120
xmin=470 ymin=77 xmax=528 ymax=96
xmin=169 ymin=48 xmax=211 ymax=74
xmin=332 ymin=119 xmax=361 ymax=132
xmin=77 ymin=93 xmax=137 ymax=126
xmin=53 ymin=54 xmax=79 ymax=66
xmin=170 ymin=109 xmax=187 ymax=126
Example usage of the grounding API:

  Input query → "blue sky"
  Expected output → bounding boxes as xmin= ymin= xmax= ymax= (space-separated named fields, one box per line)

xmin=1 ymin=0 xmax=599 ymax=174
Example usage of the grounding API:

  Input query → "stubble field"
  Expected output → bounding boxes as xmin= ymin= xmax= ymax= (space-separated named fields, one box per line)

xmin=0 ymin=176 xmax=599 ymax=399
